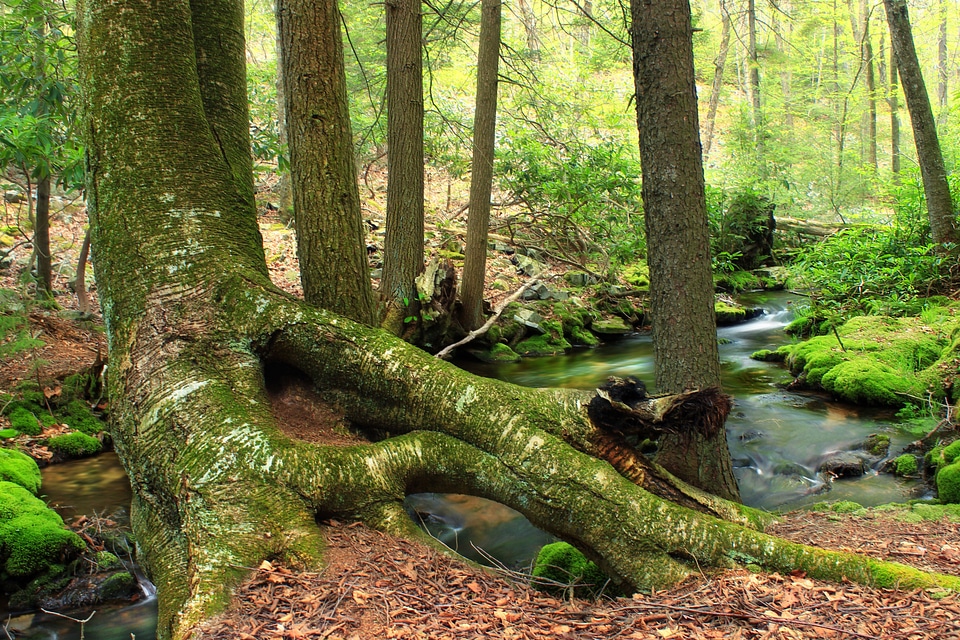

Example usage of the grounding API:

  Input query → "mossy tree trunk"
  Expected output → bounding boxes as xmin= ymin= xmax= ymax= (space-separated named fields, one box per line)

xmin=79 ymin=2 xmax=959 ymax=639
xmin=630 ymin=0 xmax=741 ymax=502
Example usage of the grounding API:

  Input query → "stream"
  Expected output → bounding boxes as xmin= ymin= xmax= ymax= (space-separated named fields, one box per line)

xmin=13 ymin=291 xmax=924 ymax=637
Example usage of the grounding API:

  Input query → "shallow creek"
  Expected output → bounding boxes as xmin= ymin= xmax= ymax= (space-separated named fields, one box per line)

xmin=17 ymin=291 xmax=923 ymax=637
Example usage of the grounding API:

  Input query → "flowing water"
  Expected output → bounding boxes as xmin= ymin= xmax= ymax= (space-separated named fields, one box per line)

xmin=16 ymin=291 xmax=925 ymax=635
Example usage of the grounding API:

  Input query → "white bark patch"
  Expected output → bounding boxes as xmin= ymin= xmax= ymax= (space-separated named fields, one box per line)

xmin=455 ymin=385 xmax=478 ymax=413
xmin=140 ymin=380 xmax=209 ymax=433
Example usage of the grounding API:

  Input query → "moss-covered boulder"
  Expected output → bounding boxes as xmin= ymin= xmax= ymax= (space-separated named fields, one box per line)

xmin=776 ymin=312 xmax=960 ymax=407
xmin=936 ymin=462 xmax=960 ymax=504
xmin=515 ymin=320 xmax=571 ymax=356
xmin=469 ymin=343 xmax=521 ymax=364
xmin=46 ymin=431 xmax=103 ymax=458
xmin=7 ymin=407 xmax=41 ymax=436
xmin=0 ymin=482 xmax=85 ymax=577
xmin=0 ymin=448 xmax=42 ymax=495
xmin=893 ymin=454 xmax=919 ymax=476
xmin=531 ymin=542 xmax=609 ymax=597
xmin=591 ymin=317 xmax=633 ymax=335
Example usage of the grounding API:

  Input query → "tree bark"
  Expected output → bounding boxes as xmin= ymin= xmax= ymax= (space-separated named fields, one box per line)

xmin=78 ymin=2 xmax=959 ymax=639
xmin=862 ymin=0 xmax=878 ymax=174
xmin=277 ymin=0 xmax=378 ymax=325
xmin=631 ymin=0 xmax=740 ymax=502
xmin=382 ymin=0 xmax=426 ymax=334
xmin=516 ymin=0 xmax=541 ymax=61
xmin=34 ymin=174 xmax=52 ymax=296
xmin=459 ymin=0 xmax=501 ymax=331
xmin=747 ymin=0 xmax=764 ymax=170
xmin=937 ymin=0 xmax=948 ymax=128
xmin=883 ymin=0 xmax=958 ymax=245
xmin=702 ymin=5 xmax=731 ymax=161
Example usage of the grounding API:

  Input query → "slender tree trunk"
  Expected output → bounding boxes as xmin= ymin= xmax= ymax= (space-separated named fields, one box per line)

xmin=277 ymin=0 xmax=378 ymax=325
xmin=773 ymin=2 xmax=793 ymax=130
xmin=631 ymin=0 xmax=740 ymax=502
xmin=516 ymin=0 xmax=541 ymax=60
xmin=938 ymin=0 xmax=948 ymax=128
xmin=879 ymin=31 xmax=902 ymax=182
xmin=274 ymin=1 xmax=293 ymax=222
xmin=34 ymin=174 xmax=52 ymax=296
xmin=459 ymin=0 xmax=501 ymax=331
xmin=862 ymin=0 xmax=878 ymax=174
xmin=382 ymin=0 xmax=426 ymax=334
xmin=747 ymin=0 xmax=763 ymax=169
xmin=78 ymin=3 xmax=960 ymax=638
xmin=702 ymin=4 xmax=731 ymax=161
xmin=75 ymin=227 xmax=91 ymax=314
xmin=883 ymin=0 xmax=958 ymax=245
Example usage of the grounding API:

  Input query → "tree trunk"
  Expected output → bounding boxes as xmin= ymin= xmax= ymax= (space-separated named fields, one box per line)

xmin=631 ymin=0 xmax=740 ymax=502
xmin=78 ymin=2 xmax=959 ymax=638
xmin=274 ymin=0 xmax=294 ymax=222
xmin=516 ymin=0 xmax=541 ymax=61
xmin=34 ymin=173 xmax=52 ymax=296
xmin=938 ymin=0 xmax=948 ymax=128
xmin=702 ymin=5 xmax=731 ymax=161
xmin=74 ymin=227 xmax=92 ymax=314
xmin=879 ymin=31 xmax=902 ymax=182
xmin=277 ymin=0 xmax=378 ymax=325
xmin=459 ymin=0 xmax=501 ymax=332
xmin=862 ymin=0 xmax=878 ymax=174
xmin=747 ymin=0 xmax=764 ymax=170
xmin=381 ymin=0 xmax=426 ymax=334
xmin=773 ymin=2 xmax=793 ymax=130
xmin=883 ymin=0 xmax=958 ymax=245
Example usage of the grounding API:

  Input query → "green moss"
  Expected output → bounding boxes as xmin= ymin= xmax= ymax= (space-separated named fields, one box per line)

xmin=532 ymin=542 xmax=608 ymax=597
xmin=38 ymin=412 xmax=58 ymax=428
xmin=515 ymin=320 xmax=571 ymax=357
xmin=863 ymin=434 xmax=890 ymax=457
xmin=936 ymin=462 xmax=960 ymax=504
xmin=622 ymin=263 xmax=649 ymax=288
xmin=8 ymin=407 xmax=41 ymax=436
xmin=714 ymin=300 xmax=747 ymax=325
xmin=0 ymin=510 xmax=85 ymax=577
xmin=942 ymin=440 xmax=960 ymax=466
xmin=98 ymin=571 xmax=136 ymax=599
xmin=47 ymin=432 xmax=103 ymax=458
xmin=0 ymin=448 xmax=42 ymax=494
xmin=811 ymin=500 xmax=864 ymax=514
xmin=750 ymin=349 xmax=783 ymax=362
xmin=58 ymin=400 xmax=104 ymax=435
xmin=0 ymin=428 xmax=19 ymax=439
xmin=96 ymin=550 xmax=124 ymax=571
xmin=893 ymin=454 xmax=919 ymax=476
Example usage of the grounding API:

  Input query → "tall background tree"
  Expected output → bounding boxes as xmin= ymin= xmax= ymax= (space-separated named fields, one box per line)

xmin=459 ymin=0 xmax=502 ymax=331
xmin=631 ymin=0 xmax=740 ymax=502
xmin=883 ymin=0 xmax=958 ymax=246
xmin=276 ymin=0 xmax=378 ymax=324
xmin=381 ymin=0 xmax=426 ymax=334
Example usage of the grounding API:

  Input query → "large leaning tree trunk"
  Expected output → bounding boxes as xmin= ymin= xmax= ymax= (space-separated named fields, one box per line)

xmin=277 ymin=0 xmax=378 ymax=325
xmin=631 ymin=0 xmax=741 ymax=502
xmin=78 ymin=2 xmax=959 ymax=638
xmin=883 ymin=0 xmax=958 ymax=246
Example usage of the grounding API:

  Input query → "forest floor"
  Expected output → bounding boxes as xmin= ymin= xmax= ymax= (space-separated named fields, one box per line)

xmin=3 ymin=186 xmax=960 ymax=639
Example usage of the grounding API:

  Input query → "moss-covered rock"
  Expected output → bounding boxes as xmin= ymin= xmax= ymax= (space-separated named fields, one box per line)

xmin=936 ymin=462 xmax=960 ymax=504
xmin=0 ymin=428 xmax=19 ymax=439
xmin=750 ymin=349 xmax=784 ymax=362
xmin=515 ymin=320 xmax=571 ymax=356
xmin=532 ymin=542 xmax=609 ymax=597
xmin=591 ymin=317 xmax=633 ymax=335
xmin=47 ymin=431 xmax=103 ymax=458
xmin=893 ymin=454 xmax=919 ymax=476
xmin=862 ymin=434 xmax=890 ymax=457
xmin=0 ymin=448 xmax=42 ymax=494
xmin=777 ymin=312 xmax=960 ymax=407
xmin=7 ymin=408 xmax=41 ymax=436
xmin=0 ymin=483 xmax=85 ymax=577
xmin=470 ymin=343 xmax=522 ymax=364
xmin=621 ymin=263 xmax=649 ymax=288
xmin=942 ymin=440 xmax=960 ymax=466
xmin=97 ymin=570 xmax=137 ymax=599
xmin=58 ymin=400 xmax=104 ymax=435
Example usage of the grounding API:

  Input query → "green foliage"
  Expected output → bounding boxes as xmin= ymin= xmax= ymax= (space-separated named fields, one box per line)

xmin=786 ymin=226 xmax=953 ymax=325
xmin=893 ymin=454 xmax=919 ymax=477
xmin=0 ymin=0 xmax=84 ymax=190
xmin=8 ymin=407 xmax=40 ymax=436
xmin=0 ymin=429 xmax=19 ymax=439
xmin=707 ymin=187 xmax=775 ymax=271
xmin=95 ymin=550 xmax=123 ymax=571
xmin=936 ymin=463 xmax=960 ymax=505
xmin=247 ymin=60 xmax=286 ymax=170
xmin=0 ymin=289 xmax=45 ymax=359
xmin=0 ymin=448 xmax=41 ymax=494
xmin=531 ymin=542 xmax=608 ymax=597
xmin=496 ymin=131 xmax=644 ymax=266
xmin=46 ymin=431 xmax=101 ymax=458
xmin=0 ymin=481 xmax=84 ymax=577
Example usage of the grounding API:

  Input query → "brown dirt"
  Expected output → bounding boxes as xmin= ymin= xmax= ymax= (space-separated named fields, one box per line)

xmin=197 ymin=516 xmax=960 ymax=640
